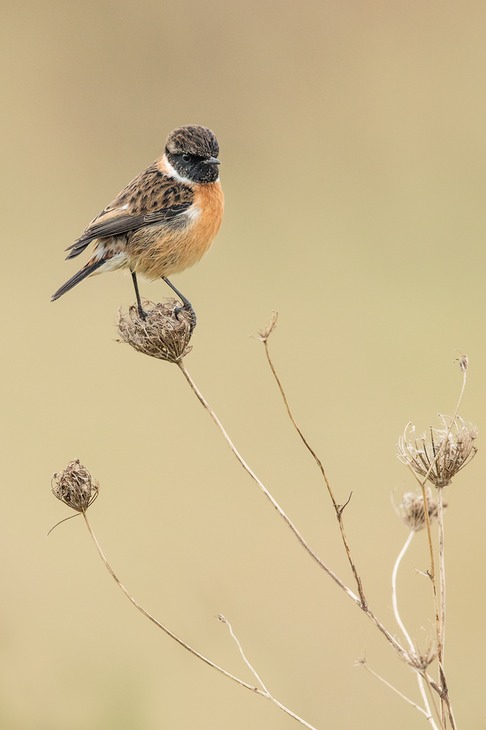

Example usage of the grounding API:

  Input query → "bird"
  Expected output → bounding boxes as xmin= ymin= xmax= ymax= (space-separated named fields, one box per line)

xmin=51 ymin=125 xmax=224 ymax=321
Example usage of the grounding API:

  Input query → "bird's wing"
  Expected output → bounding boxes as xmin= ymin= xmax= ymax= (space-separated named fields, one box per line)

xmin=66 ymin=165 xmax=194 ymax=259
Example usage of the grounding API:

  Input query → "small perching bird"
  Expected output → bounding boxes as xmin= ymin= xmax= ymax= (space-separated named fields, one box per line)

xmin=51 ymin=125 xmax=224 ymax=320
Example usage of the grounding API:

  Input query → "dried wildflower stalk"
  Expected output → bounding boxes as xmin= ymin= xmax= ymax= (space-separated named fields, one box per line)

xmin=259 ymin=319 xmax=476 ymax=729
xmin=394 ymin=357 xmax=476 ymax=730
xmin=391 ymin=489 xmax=441 ymax=729
xmin=258 ymin=313 xmax=366 ymax=607
xmin=356 ymin=657 xmax=437 ymax=723
xmin=63 ymin=309 xmax=477 ymax=729
xmin=177 ymin=359 xmax=412 ymax=660
xmin=50 ymin=460 xmax=318 ymax=730
xmin=176 ymin=362 xmax=369 ymax=603
xmin=117 ymin=302 xmax=374 ymax=627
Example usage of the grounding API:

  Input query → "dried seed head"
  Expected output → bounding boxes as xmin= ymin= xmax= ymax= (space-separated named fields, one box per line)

xmin=396 ymin=489 xmax=440 ymax=531
xmin=456 ymin=352 xmax=469 ymax=373
xmin=397 ymin=416 xmax=478 ymax=488
xmin=52 ymin=460 xmax=99 ymax=512
xmin=257 ymin=311 xmax=279 ymax=342
xmin=117 ymin=300 xmax=193 ymax=363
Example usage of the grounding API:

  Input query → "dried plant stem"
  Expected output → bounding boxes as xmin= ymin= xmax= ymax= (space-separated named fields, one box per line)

xmin=436 ymin=487 xmax=455 ymax=730
xmin=218 ymin=614 xmax=271 ymax=694
xmin=218 ymin=615 xmax=318 ymax=730
xmin=176 ymin=361 xmax=410 ymax=664
xmin=418 ymin=366 xmax=466 ymax=730
xmin=258 ymin=327 xmax=464 ymax=726
xmin=176 ymin=361 xmax=356 ymax=601
xmin=81 ymin=513 xmax=250 ymax=686
xmin=359 ymin=661 xmax=436 ymax=722
xmin=427 ymin=366 xmax=466 ymax=644
xmin=437 ymin=487 xmax=446 ymax=655
xmin=262 ymin=337 xmax=366 ymax=606
xmin=391 ymin=531 xmax=415 ymax=649
xmin=391 ymin=531 xmax=439 ymax=729
xmin=81 ymin=511 xmax=316 ymax=730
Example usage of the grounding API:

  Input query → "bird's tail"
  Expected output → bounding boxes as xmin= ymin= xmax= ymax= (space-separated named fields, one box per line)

xmin=51 ymin=259 xmax=104 ymax=302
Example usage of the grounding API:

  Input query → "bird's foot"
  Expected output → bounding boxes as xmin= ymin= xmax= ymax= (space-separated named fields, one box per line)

xmin=174 ymin=301 xmax=197 ymax=333
xmin=137 ymin=305 xmax=148 ymax=321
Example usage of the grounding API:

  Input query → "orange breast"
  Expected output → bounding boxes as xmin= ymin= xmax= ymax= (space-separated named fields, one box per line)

xmin=127 ymin=181 xmax=224 ymax=279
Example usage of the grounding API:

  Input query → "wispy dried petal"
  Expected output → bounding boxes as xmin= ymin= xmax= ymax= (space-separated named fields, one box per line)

xmin=397 ymin=416 xmax=478 ymax=488
xmin=52 ymin=460 xmax=99 ymax=512
xmin=117 ymin=300 xmax=193 ymax=363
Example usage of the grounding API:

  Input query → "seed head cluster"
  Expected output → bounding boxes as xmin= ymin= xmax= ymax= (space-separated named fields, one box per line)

xmin=51 ymin=459 xmax=99 ymax=512
xmin=397 ymin=415 xmax=478 ymax=488
xmin=117 ymin=300 xmax=193 ymax=363
xmin=396 ymin=489 xmax=441 ymax=531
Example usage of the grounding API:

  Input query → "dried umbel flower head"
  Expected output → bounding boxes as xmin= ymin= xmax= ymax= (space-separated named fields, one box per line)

xmin=397 ymin=416 xmax=478 ymax=488
xmin=117 ymin=300 xmax=193 ymax=363
xmin=395 ymin=489 xmax=440 ymax=531
xmin=52 ymin=459 xmax=99 ymax=512
xmin=257 ymin=311 xmax=278 ymax=343
xmin=456 ymin=352 xmax=469 ymax=373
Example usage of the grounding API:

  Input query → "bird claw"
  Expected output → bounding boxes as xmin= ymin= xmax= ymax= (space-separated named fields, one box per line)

xmin=174 ymin=302 xmax=197 ymax=332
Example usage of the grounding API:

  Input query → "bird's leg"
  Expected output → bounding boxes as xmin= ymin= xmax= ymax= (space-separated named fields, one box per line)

xmin=162 ymin=276 xmax=192 ymax=308
xmin=131 ymin=271 xmax=147 ymax=319
xmin=162 ymin=276 xmax=197 ymax=331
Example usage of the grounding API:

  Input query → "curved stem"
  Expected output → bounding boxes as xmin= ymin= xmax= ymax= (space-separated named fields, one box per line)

xmin=262 ymin=339 xmax=366 ymax=607
xmin=177 ymin=361 xmax=410 ymax=664
xmin=391 ymin=531 xmax=415 ymax=648
xmin=82 ymin=512 xmax=253 ymax=688
xmin=392 ymin=531 xmax=439 ymax=729
xmin=417 ymin=364 xmax=466 ymax=729
xmin=360 ymin=662 xmax=436 ymax=722
xmin=437 ymin=488 xmax=447 ymax=659
xmin=81 ymin=511 xmax=317 ymax=730
xmin=177 ymin=361 xmax=357 ymax=602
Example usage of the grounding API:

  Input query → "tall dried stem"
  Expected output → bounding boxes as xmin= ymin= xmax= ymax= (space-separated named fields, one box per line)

xmin=81 ymin=510 xmax=319 ymax=730
xmin=176 ymin=360 xmax=410 ymax=664
xmin=259 ymin=314 xmax=366 ymax=606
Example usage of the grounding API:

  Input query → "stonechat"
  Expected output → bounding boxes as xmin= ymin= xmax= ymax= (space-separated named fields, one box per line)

xmin=51 ymin=125 xmax=224 ymax=320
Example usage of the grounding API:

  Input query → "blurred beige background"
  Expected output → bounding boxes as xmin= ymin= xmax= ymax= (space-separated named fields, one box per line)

xmin=1 ymin=1 xmax=485 ymax=727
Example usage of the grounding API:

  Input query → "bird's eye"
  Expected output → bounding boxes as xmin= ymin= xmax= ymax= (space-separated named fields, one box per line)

xmin=182 ymin=153 xmax=191 ymax=162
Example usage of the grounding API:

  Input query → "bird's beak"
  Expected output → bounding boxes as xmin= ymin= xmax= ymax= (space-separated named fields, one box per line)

xmin=203 ymin=156 xmax=220 ymax=165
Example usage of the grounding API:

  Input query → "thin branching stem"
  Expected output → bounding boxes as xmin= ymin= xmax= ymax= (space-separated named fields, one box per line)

xmin=437 ymin=489 xmax=446 ymax=656
xmin=391 ymin=531 xmax=415 ymax=649
xmin=359 ymin=661 xmax=435 ymax=722
xmin=421 ymin=673 xmax=445 ymax=730
xmin=81 ymin=512 xmax=253 ymax=687
xmin=399 ymin=362 xmax=467 ymax=730
xmin=81 ymin=511 xmax=319 ymax=729
xmin=391 ymin=531 xmax=439 ymax=729
xmin=417 ymin=364 xmax=466 ymax=730
xmin=261 ymin=328 xmax=453 ymax=727
xmin=262 ymin=336 xmax=366 ymax=607
xmin=176 ymin=361 xmax=410 ymax=664
xmin=219 ymin=615 xmax=319 ymax=730
xmin=219 ymin=614 xmax=271 ymax=694
xmin=176 ymin=361 xmax=357 ymax=602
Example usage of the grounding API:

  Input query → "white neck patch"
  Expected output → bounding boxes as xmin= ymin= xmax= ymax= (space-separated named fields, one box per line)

xmin=162 ymin=155 xmax=193 ymax=184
